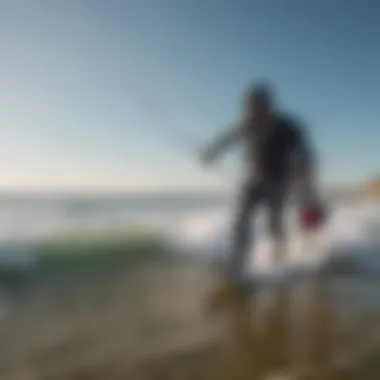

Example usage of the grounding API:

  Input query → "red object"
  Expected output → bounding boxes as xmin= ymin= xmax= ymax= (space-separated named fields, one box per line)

xmin=299 ymin=203 xmax=325 ymax=230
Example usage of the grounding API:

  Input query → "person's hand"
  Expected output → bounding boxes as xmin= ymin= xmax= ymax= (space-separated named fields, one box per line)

xmin=199 ymin=148 xmax=216 ymax=166
xmin=298 ymin=198 xmax=328 ymax=230
xmin=297 ymin=176 xmax=328 ymax=230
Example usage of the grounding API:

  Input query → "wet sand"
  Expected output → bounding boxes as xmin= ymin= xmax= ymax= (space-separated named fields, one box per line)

xmin=1 ymin=258 xmax=380 ymax=379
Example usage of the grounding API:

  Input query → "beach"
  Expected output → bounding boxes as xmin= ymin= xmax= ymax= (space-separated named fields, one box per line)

xmin=0 ymin=194 xmax=380 ymax=379
xmin=1 ymin=257 xmax=380 ymax=380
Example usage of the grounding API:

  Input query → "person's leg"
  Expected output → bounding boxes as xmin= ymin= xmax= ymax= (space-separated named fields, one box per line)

xmin=266 ymin=182 xmax=288 ymax=265
xmin=227 ymin=181 xmax=263 ymax=280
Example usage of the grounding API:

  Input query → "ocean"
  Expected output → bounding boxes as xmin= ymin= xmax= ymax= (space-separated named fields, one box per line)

xmin=1 ymin=192 xmax=380 ymax=379
xmin=1 ymin=191 xmax=380 ymax=275
xmin=0 ymin=192 xmax=228 ymax=269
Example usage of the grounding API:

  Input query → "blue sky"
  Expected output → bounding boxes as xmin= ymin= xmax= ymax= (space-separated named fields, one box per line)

xmin=0 ymin=0 xmax=379 ymax=192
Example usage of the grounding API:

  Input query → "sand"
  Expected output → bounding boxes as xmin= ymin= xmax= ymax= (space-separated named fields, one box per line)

xmin=1 ymin=258 xmax=380 ymax=380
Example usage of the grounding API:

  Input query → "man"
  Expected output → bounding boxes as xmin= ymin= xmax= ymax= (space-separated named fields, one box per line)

xmin=201 ymin=82 xmax=320 ymax=282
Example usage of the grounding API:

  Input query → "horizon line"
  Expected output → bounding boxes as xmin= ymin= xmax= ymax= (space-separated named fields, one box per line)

xmin=0 ymin=184 xmax=359 ymax=198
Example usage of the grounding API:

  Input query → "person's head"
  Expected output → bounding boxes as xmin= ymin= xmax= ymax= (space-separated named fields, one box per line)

xmin=243 ymin=82 xmax=274 ymax=122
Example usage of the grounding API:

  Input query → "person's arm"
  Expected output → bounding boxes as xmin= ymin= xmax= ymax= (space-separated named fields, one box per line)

xmin=292 ymin=125 xmax=327 ymax=226
xmin=200 ymin=123 xmax=243 ymax=164
xmin=291 ymin=125 xmax=318 ymax=197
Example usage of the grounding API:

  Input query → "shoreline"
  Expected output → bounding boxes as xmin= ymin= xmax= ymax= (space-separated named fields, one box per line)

xmin=1 ymin=259 xmax=380 ymax=379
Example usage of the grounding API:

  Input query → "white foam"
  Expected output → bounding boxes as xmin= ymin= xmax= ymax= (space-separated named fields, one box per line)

xmin=2 ymin=198 xmax=380 ymax=276
xmin=166 ymin=200 xmax=380 ymax=279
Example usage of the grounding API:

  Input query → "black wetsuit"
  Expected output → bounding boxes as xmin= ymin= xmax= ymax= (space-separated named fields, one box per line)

xmin=229 ymin=113 xmax=313 ymax=276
